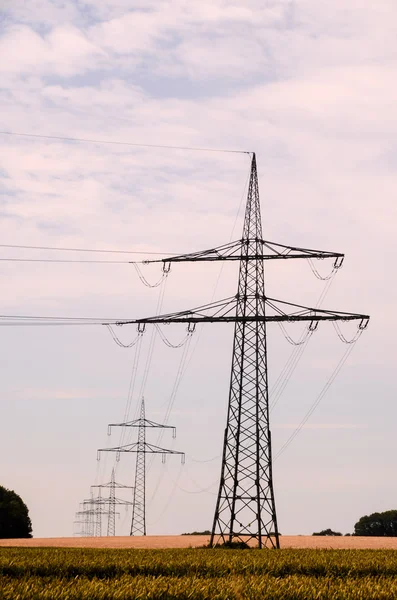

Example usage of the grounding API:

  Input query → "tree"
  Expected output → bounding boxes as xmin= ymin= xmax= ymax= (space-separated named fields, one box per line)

xmin=0 ymin=486 xmax=32 ymax=538
xmin=312 ymin=528 xmax=342 ymax=536
xmin=354 ymin=510 xmax=397 ymax=537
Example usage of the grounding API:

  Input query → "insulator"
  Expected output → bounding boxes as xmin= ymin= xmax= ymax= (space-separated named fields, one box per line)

xmin=97 ymin=451 xmax=101 ymax=461
xmin=334 ymin=256 xmax=344 ymax=269
xmin=187 ymin=322 xmax=196 ymax=333
xmin=172 ymin=427 xmax=176 ymax=439
xmin=162 ymin=453 xmax=166 ymax=464
xmin=138 ymin=322 xmax=146 ymax=333
xmin=162 ymin=261 xmax=171 ymax=274
xmin=359 ymin=318 xmax=369 ymax=330
xmin=107 ymin=425 xmax=112 ymax=436
xmin=181 ymin=454 xmax=186 ymax=465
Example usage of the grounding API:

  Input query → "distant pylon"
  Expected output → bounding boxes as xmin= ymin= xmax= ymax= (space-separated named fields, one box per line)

xmin=76 ymin=488 xmax=122 ymax=537
xmin=98 ymin=397 xmax=185 ymax=536
xmin=75 ymin=502 xmax=115 ymax=537
xmin=131 ymin=399 xmax=146 ymax=535
xmin=108 ymin=469 xmax=116 ymax=536
xmin=91 ymin=467 xmax=134 ymax=536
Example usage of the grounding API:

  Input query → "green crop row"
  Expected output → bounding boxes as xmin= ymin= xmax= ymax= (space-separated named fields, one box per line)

xmin=2 ymin=548 xmax=397 ymax=578
xmin=1 ymin=548 xmax=397 ymax=599
xmin=2 ymin=573 xmax=397 ymax=600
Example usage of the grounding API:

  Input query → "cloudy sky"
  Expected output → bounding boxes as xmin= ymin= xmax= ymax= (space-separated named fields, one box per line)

xmin=0 ymin=0 xmax=396 ymax=538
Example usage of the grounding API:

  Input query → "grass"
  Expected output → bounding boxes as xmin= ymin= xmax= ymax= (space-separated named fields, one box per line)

xmin=1 ymin=547 xmax=397 ymax=598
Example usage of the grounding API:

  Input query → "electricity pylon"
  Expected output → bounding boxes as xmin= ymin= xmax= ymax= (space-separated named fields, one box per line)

xmin=91 ymin=467 xmax=134 ymax=536
xmin=113 ymin=152 xmax=369 ymax=548
xmin=75 ymin=499 xmax=117 ymax=537
xmin=98 ymin=397 xmax=185 ymax=535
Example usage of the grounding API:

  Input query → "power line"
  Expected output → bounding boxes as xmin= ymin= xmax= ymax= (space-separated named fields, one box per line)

xmin=0 ymin=243 xmax=174 ymax=255
xmin=0 ymin=258 xmax=131 ymax=264
xmin=274 ymin=343 xmax=357 ymax=460
xmin=0 ymin=131 xmax=250 ymax=155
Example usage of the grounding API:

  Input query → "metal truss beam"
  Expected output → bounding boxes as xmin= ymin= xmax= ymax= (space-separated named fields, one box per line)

xmin=113 ymin=296 xmax=369 ymax=326
xmin=143 ymin=239 xmax=344 ymax=264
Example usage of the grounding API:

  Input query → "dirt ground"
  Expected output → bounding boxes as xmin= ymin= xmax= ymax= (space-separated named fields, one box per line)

xmin=1 ymin=535 xmax=397 ymax=550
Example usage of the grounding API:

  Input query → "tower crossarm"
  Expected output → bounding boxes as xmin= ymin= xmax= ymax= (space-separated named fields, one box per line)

xmin=85 ymin=495 xmax=134 ymax=506
xmin=114 ymin=498 xmax=134 ymax=506
xmin=107 ymin=418 xmax=176 ymax=436
xmin=76 ymin=509 xmax=117 ymax=516
xmin=114 ymin=296 xmax=369 ymax=326
xmin=92 ymin=481 xmax=134 ymax=490
xmin=98 ymin=442 xmax=185 ymax=459
xmin=264 ymin=297 xmax=370 ymax=324
xmin=141 ymin=239 xmax=344 ymax=265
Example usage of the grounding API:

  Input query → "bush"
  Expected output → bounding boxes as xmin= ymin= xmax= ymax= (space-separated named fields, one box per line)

xmin=312 ymin=529 xmax=342 ymax=536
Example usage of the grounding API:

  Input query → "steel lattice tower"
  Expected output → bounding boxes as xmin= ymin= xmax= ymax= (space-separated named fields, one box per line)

xmin=108 ymin=470 xmax=116 ymax=536
xmin=91 ymin=467 xmax=134 ymax=536
xmin=76 ymin=497 xmax=116 ymax=537
xmin=131 ymin=399 xmax=146 ymax=535
xmin=210 ymin=154 xmax=278 ymax=547
xmin=98 ymin=397 xmax=185 ymax=536
xmin=111 ymin=152 xmax=369 ymax=548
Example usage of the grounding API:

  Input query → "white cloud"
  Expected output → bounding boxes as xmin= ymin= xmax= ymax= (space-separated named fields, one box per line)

xmin=0 ymin=25 xmax=106 ymax=76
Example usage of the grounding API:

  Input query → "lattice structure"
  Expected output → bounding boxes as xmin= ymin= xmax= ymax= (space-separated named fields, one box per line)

xmin=210 ymin=154 xmax=278 ymax=547
xmin=91 ymin=468 xmax=134 ymax=536
xmin=98 ymin=398 xmax=185 ymax=536
xmin=75 ymin=494 xmax=116 ymax=538
xmin=131 ymin=399 xmax=146 ymax=535
xmin=112 ymin=153 xmax=369 ymax=548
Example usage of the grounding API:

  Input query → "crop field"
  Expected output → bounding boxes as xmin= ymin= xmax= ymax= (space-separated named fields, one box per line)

xmin=2 ymin=547 xmax=397 ymax=599
xmin=3 ymin=534 xmax=397 ymax=549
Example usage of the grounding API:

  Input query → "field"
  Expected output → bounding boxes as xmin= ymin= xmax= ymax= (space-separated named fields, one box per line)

xmin=2 ymin=541 xmax=397 ymax=599
xmin=2 ymin=534 xmax=397 ymax=549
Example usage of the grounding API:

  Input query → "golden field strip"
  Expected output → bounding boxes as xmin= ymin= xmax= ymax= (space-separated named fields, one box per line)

xmin=2 ymin=545 xmax=397 ymax=599
xmin=2 ymin=534 xmax=397 ymax=549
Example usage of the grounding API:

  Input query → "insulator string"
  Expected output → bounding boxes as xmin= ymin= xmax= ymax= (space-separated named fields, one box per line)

xmin=132 ymin=262 xmax=166 ymax=288
xmin=155 ymin=325 xmax=191 ymax=348
xmin=333 ymin=321 xmax=364 ymax=344
xmin=105 ymin=325 xmax=142 ymax=348
xmin=276 ymin=322 xmax=312 ymax=346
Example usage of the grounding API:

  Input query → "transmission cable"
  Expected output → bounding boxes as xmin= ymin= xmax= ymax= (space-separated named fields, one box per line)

xmin=132 ymin=262 xmax=168 ymax=288
xmin=270 ymin=329 xmax=314 ymax=412
xmin=146 ymin=332 xmax=194 ymax=475
xmin=0 ymin=257 xmax=134 ymax=264
xmin=159 ymin=157 xmax=251 ymax=409
xmin=147 ymin=464 xmax=184 ymax=527
xmin=165 ymin=462 xmax=218 ymax=496
xmin=105 ymin=325 xmax=142 ymax=348
xmin=155 ymin=325 xmax=192 ymax=349
xmin=270 ymin=271 xmax=337 ymax=412
xmin=123 ymin=272 xmax=170 ymax=447
xmin=307 ymin=258 xmax=336 ymax=281
xmin=0 ymin=243 xmax=175 ymax=255
xmin=0 ymin=131 xmax=250 ymax=154
xmin=333 ymin=321 xmax=365 ymax=344
xmin=144 ymin=167 xmax=250 ymax=499
xmin=274 ymin=340 xmax=359 ymax=460
xmin=187 ymin=454 xmax=221 ymax=463
xmin=112 ymin=329 xmax=145 ymax=471
xmin=276 ymin=322 xmax=312 ymax=346
xmin=146 ymin=159 xmax=251 ymax=493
